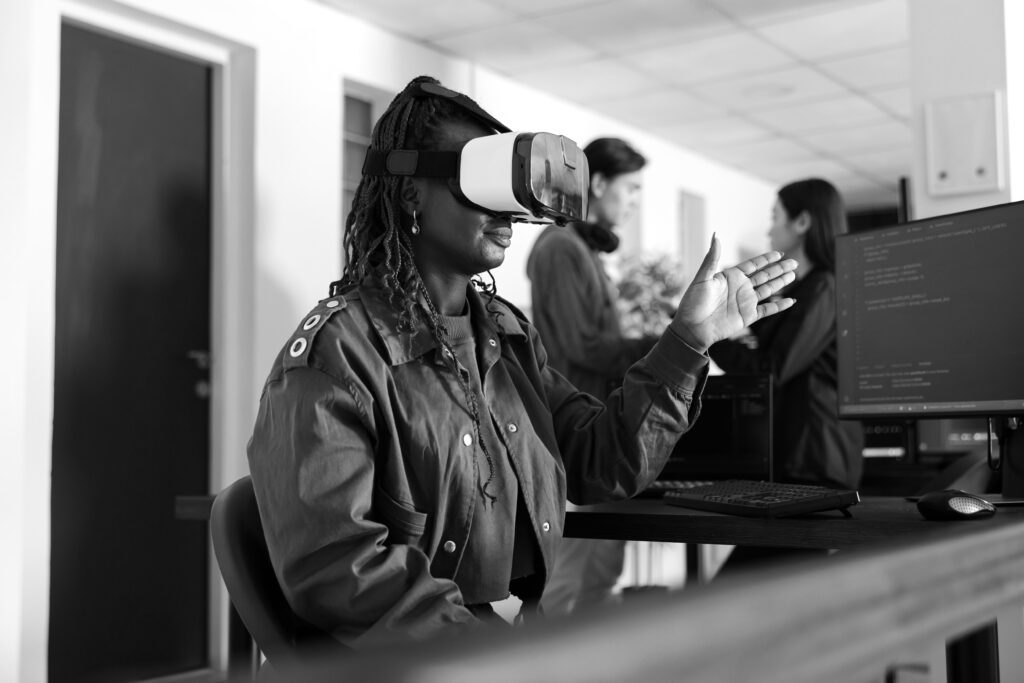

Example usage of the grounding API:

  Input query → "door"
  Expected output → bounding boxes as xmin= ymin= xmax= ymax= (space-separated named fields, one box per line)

xmin=51 ymin=23 xmax=212 ymax=682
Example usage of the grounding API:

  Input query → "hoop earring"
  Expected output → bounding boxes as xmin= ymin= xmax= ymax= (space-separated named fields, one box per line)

xmin=411 ymin=210 xmax=420 ymax=236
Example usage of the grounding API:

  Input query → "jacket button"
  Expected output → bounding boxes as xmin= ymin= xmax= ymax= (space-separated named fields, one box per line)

xmin=507 ymin=423 xmax=518 ymax=433
xmin=488 ymin=338 xmax=497 ymax=347
xmin=542 ymin=522 xmax=550 ymax=532
xmin=443 ymin=540 xmax=457 ymax=553
xmin=462 ymin=433 xmax=473 ymax=446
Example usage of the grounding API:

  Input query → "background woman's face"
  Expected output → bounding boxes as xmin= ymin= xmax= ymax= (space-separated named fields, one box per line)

xmin=411 ymin=119 xmax=512 ymax=278
xmin=768 ymin=197 xmax=801 ymax=254
xmin=592 ymin=170 xmax=643 ymax=229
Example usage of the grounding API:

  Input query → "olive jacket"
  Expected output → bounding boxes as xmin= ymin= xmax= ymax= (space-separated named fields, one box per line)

xmin=247 ymin=283 xmax=707 ymax=648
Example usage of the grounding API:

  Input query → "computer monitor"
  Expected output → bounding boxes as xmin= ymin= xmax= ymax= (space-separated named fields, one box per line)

xmin=836 ymin=200 xmax=1024 ymax=419
xmin=657 ymin=373 xmax=773 ymax=482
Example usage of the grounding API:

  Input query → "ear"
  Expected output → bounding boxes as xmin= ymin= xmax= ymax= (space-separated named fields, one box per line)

xmin=398 ymin=177 xmax=422 ymax=217
xmin=590 ymin=172 xmax=608 ymax=199
xmin=792 ymin=210 xmax=812 ymax=236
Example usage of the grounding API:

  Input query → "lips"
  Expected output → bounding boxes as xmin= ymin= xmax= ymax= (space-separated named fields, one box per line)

xmin=483 ymin=221 xmax=513 ymax=247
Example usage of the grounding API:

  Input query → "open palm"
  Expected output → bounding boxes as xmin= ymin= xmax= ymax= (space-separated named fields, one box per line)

xmin=671 ymin=235 xmax=797 ymax=352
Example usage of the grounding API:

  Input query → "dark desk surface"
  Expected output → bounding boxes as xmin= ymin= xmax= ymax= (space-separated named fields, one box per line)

xmin=564 ymin=496 xmax=1024 ymax=550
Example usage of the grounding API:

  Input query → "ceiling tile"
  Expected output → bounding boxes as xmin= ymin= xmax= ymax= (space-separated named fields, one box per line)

xmin=709 ymin=0 xmax=870 ymax=27
xmin=747 ymin=94 xmax=892 ymax=134
xmin=518 ymin=59 xmax=661 ymax=104
xmin=712 ymin=136 xmax=820 ymax=166
xmin=481 ymin=0 xmax=614 ymax=16
xmin=818 ymin=46 xmax=910 ymax=90
xmin=652 ymin=116 xmax=773 ymax=147
xmin=801 ymin=120 xmax=911 ymax=154
xmin=746 ymin=157 xmax=860 ymax=185
xmin=592 ymin=88 xmax=727 ymax=126
xmin=317 ymin=0 xmax=516 ymax=40
xmin=624 ymin=31 xmax=796 ymax=85
xmin=687 ymin=65 xmax=847 ymax=111
xmin=754 ymin=0 xmax=909 ymax=61
xmin=843 ymin=146 xmax=912 ymax=180
xmin=433 ymin=20 xmax=598 ymax=73
xmin=867 ymin=85 xmax=912 ymax=119
xmin=538 ymin=0 xmax=736 ymax=55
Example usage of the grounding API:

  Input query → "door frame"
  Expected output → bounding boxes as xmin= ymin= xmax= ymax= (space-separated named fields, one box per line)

xmin=57 ymin=1 xmax=257 ymax=673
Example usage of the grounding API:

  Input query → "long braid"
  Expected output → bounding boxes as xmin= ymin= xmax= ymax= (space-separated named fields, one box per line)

xmin=339 ymin=76 xmax=502 ymax=505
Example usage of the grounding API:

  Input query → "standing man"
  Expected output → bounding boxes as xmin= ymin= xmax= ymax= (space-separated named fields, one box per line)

xmin=527 ymin=137 xmax=657 ymax=614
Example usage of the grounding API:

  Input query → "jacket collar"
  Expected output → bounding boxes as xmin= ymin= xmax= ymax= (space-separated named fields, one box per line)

xmin=359 ymin=284 xmax=527 ymax=366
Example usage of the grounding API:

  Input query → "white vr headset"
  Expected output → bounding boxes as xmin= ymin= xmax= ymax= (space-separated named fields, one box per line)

xmin=362 ymin=82 xmax=588 ymax=225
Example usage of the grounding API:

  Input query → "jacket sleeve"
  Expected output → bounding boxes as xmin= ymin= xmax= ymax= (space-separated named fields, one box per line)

xmin=246 ymin=365 xmax=479 ymax=649
xmin=530 ymin=234 xmax=654 ymax=377
xmin=710 ymin=277 xmax=835 ymax=386
xmin=534 ymin=324 xmax=709 ymax=504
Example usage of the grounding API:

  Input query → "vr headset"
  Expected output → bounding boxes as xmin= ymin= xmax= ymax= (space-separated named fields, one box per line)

xmin=362 ymin=82 xmax=588 ymax=225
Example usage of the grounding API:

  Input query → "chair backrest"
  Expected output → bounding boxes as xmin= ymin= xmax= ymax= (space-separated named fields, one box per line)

xmin=210 ymin=476 xmax=341 ymax=674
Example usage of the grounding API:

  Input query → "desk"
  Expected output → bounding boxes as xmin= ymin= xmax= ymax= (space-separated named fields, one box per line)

xmin=565 ymin=495 xmax=1024 ymax=682
xmin=564 ymin=495 xmax=1024 ymax=549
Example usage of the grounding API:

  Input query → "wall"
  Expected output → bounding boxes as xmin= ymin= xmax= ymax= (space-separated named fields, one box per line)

xmin=0 ymin=0 xmax=775 ymax=680
xmin=908 ymin=0 xmax=1023 ymax=219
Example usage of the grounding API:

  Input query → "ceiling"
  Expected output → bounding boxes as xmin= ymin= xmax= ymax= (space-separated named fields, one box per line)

xmin=319 ymin=0 xmax=912 ymax=209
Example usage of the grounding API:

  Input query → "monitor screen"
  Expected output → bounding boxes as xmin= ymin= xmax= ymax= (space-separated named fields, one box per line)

xmin=836 ymin=200 xmax=1024 ymax=419
xmin=658 ymin=374 xmax=772 ymax=481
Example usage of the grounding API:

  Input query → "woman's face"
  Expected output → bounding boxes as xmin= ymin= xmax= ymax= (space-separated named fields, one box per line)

xmin=410 ymin=119 xmax=513 ymax=279
xmin=591 ymin=170 xmax=643 ymax=229
xmin=768 ymin=197 xmax=803 ymax=254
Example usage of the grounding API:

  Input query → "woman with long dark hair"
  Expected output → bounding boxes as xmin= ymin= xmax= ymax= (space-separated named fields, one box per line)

xmin=711 ymin=177 xmax=863 ymax=490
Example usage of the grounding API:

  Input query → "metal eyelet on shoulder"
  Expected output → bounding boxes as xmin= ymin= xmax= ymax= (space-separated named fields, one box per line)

xmin=289 ymin=338 xmax=307 ymax=358
xmin=303 ymin=314 xmax=321 ymax=330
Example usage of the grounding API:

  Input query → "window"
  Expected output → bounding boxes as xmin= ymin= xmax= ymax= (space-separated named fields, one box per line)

xmin=341 ymin=81 xmax=393 ymax=261
xmin=342 ymin=94 xmax=372 ymax=230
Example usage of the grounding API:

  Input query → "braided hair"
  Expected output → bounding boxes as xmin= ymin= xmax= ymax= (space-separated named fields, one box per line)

xmin=336 ymin=75 xmax=504 ymax=504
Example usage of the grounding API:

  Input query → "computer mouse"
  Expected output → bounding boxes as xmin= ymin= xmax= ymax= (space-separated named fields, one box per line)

xmin=916 ymin=489 xmax=996 ymax=521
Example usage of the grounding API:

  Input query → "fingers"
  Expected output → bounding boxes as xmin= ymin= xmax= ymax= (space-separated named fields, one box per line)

xmin=735 ymin=250 xmax=785 ymax=276
xmin=692 ymin=233 xmax=721 ymax=283
xmin=756 ymin=297 xmax=796 ymax=320
xmin=753 ymin=269 xmax=796 ymax=300
xmin=748 ymin=259 xmax=798 ymax=288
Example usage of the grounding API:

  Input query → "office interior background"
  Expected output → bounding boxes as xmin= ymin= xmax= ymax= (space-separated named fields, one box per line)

xmin=3 ymin=0 xmax=1023 ymax=680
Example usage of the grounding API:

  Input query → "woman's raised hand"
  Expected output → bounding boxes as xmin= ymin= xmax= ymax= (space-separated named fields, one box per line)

xmin=669 ymin=234 xmax=798 ymax=353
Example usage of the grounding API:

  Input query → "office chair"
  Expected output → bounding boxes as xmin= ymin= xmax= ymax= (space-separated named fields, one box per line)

xmin=210 ymin=475 xmax=343 ymax=680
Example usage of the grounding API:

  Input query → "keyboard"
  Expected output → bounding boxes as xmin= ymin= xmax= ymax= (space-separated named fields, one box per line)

xmin=662 ymin=479 xmax=860 ymax=518
xmin=636 ymin=479 xmax=714 ymax=498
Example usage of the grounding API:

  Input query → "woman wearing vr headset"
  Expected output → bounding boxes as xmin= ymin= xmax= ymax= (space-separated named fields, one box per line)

xmin=246 ymin=75 xmax=798 ymax=649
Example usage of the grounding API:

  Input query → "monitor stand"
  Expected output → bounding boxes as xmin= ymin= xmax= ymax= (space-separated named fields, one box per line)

xmin=998 ymin=418 xmax=1024 ymax=502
